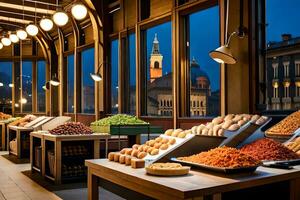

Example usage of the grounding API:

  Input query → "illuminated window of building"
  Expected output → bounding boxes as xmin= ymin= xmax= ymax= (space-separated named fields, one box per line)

xmin=284 ymin=86 xmax=289 ymax=98
xmin=128 ymin=33 xmax=136 ymax=114
xmin=111 ymin=39 xmax=119 ymax=114
xmin=81 ymin=48 xmax=95 ymax=114
xmin=180 ymin=4 xmax=220 ymax=117
xmin=283 ymin=62 xmax=289 ymax=77
xmin=295 ymin=61 xmax=300 ymax=76
xmin=22 ymin=61 xmax=32 ymax=112
xmin=272 ymin=63 xmax=278 ymax=78
xmin=37 ymin=60 xmax=46 ymax=112
xmin=67 ymin=54 xmax=74 ymax=113
xmin=141 ymin=22 xmax=172 ymax=117
xmin=0 ymin=62 xmax=12 ymax=113
xmin=273 ymin=87 xmax=278 ymax=98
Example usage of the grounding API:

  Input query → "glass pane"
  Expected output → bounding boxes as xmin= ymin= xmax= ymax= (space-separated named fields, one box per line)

xmin=67 ymin=54 xmax=74 ymax=113
xmin=111 ymin=39 xmax=119 ymax=114
xmin=129 ymin=34 xmax=136 ymax=114
xmin=0 ymin=62 xmax=13 ymax=113
xmin=265 ymin=0 xmax=300 ymax=110
xmin=37 ymin=60 xmax=46 ymax=112
xmin=188 ymin=5 xmax=220 ymax=117
xmin=144 ymin=22 xmax=172 ymax=116
xmin=81 ymin=48 xmax=95 ymax=113
xmin=22 ymin=61 xmax=32 ymax=112
xmin=14 ymin=62 xmax=21 ymax=113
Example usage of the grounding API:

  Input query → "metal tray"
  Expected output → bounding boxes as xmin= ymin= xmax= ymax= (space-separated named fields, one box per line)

xmin=170 ymin=158 xmax=259 ymax=174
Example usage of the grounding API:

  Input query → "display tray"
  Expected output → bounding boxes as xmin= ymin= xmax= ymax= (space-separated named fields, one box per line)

xmin=145 ymin=166 xmax=190 ymax=176
xmin=170 ymin=158 xmax=260 ymax=174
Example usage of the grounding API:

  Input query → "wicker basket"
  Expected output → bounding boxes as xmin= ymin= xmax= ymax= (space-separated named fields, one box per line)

xmin=47 ymin=150 xmax=55 ymax=176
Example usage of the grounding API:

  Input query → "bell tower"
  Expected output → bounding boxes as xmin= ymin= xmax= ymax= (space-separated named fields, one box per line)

xmin=150 ymin=33 xmax=163 ymax=82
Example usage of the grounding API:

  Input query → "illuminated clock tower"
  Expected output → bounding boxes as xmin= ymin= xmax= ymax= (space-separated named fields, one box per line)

xmin=150 ymin=33 xmax=163 ymax=82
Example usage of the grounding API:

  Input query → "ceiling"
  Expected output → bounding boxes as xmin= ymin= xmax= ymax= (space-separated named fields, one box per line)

xmin=0 ymin=0 xmax=73 ymax=33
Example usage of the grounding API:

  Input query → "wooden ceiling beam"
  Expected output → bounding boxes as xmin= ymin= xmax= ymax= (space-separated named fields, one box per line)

xmin=0 ymin=2 xmax=56 ymax=15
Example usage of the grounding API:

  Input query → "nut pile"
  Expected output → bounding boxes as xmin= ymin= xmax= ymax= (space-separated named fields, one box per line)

xmin=49 ymin=122 xmax=93 ymax=135
xmin=191 ymin=114 xmax=268 ymax=137
xmin=178 ymin=146 xmax=261 ymax=168
xmin=0 ymin=112 xmax=12 ymax=120
xmin=241 ymin=138 xmax=299 ymax=161
xmin=266 ymin=110 xmax=300 ymax=135
xmin=285 ymin=137 xmax=300 ymax=155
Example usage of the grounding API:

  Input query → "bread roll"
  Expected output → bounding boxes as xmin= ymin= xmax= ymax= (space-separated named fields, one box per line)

xmin=196 ymin=124 xmax=206 ymax=135
xmin=228 ymin=124 xmax=240 ymax=131
xmin=132 ymin=144 xmax=140 ymax=150
xmin=161 ymin=138 xmax=169 ymax=144
xmin=147 ymin=147 xmax=154 ymax=153
xmin=143 ymin=145 xmax=150 ymax=152
xmin=120 ymin=148 xmax=127 ymax=154
xmin=213 ymin=125 xmax=221 ymax=136
xmin=218 ymin=128 xmax=225 ymax=136
xmin=160 ymin=144 xmax=169 ymax=150
xmin=206 ymin=122 xmax=214 ymax=129
xmin=224 ymin=114 xmax=234 ymax=121
xmin=150 ymin=149 xmax=159 ymax=155
xmin=155 ymin=137 xmax=162 ymax=142
xmin=113 ymin=153 xmax=121 ymax=162
xmin=250 ymin=114 xmax=260 ymax=123
xmin=201 ymin=127 xmax=209 ymax=135
xmin=178 ymin=132 xmax=186 ymax=138
xmin=154 ymin=143 xmax=162 ymax=149
xmin=125 ymin=148 xmax=133 ymax=155
xmin=208 ymin=128 xmax=213 ymax=136
xmin=222 ymin=120 xmax=233 ymax=129
xmin=138 ymin=145 xmax=144 ymax=152
xmin=191 ymin=126 xmax=197 ymax=134
xmin=237 ymin=119 xmax=246 ymax=127
xmin=119 ymin=155 xmax=126 ymax=164
xmin=212 ymin=116 xmax=224 ymax=125
xmin=168 ymin=138 xmax=176 ymax=145
xmin=108 ymin=152 xmax=115 ymax=161
xmin=165 ymin=129 xmax=173 ymax=136
xmin=125 ymin=156 xmax=132 ymax=165
xmin=232 ymin=115 xmax=242 ymax=122
xmin=148 ymin=140 xmax=156 ymax=147
xmin=137 ymin=152 xmax=147 ymax=159
xmin=131 ymin=149 xmax=139 ymax=157
xmin=172 ymin=129 xmax=182 ymax=137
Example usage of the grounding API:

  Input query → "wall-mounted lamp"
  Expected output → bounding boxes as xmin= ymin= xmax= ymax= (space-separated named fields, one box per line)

xmin=209 ymin=0 xmax=247 ymax=64
xmin=90 ymin=62 xmax=106 ymax=82
xmin=42 ymin=81 xmax=50 ymax=90
xmin=50 ymin=74 xmax=60 ymax=86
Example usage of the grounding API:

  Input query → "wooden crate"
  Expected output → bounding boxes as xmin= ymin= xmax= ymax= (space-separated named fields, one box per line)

xmin=43 ymin=133 xmax=109 ymax=184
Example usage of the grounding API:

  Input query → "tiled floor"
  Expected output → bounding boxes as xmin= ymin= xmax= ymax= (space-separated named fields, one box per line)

xmin=0 ymin=152 xmax=124 ymax=200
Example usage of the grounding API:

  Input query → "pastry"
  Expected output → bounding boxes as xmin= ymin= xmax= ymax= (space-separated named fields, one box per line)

xmin=137 ymin=152 xmax=147 ymax=159
xmin=224 ymin=114 xmax=234 ymax=121
xmin=201 ymin=127 xmax=209 ymax=135
xmin=154 ymin=143 xmax=162 ymax=149
xmin=145 ymin=163 xmax=190 ymax=176
xmin=155 ymin=137 xmax=162 ymax=142
xmin=119 ymin=155 xmax=126 ymax=164
xmin=161 ymin=138 xmax=169 ymax=144
xmin=178 ymin=132 xmax=186 ymax=138
xmin=222 ymin=120 xmax=233 ymax=129
xmin=125 ymin=156 xmax=132 ymax=165
xmin=147 ymin=147 xmax=154 ymax=153
xmin=125 ymin=148 xmax=133 ymax=155
xmin=196 ymin=124 xmax=206 ymax=135
xmin=212 ymin=116 xmax=224 ymax=125
xmin=237 ymin=119 xmax=246 ymax=127
xmin=172 ymin=129 xmax=182 ymax=137
xmin=165 ymin=129 xmax=173 ymax=136
xmin=138 ymin=145 xmax=144 ymax=152
xmin=108 ymin=152 xmax=115 ymax=161
xmin=132 ymin=144 xmax=140 ymax=150
xmin=160 ymin=144 xmax=169 ymax=150
xmin=113 ymin=153 xmax=121 ymax=162
xmin=150 ymin=149 xmax=159 ymax=155
xmin=131 ymin=159 xmax=145 ymax=168
xmin=228 ymin=124 xmax=240 ymax=131
xmin=131 ymin=149 xmax=139 ymax=157
xmin=218 ymin=128 xmax=225 ymax=136
xmin=148 ymin=140 xmax=156 ymax=147
xmin=168 ymin=138 xmax=176 ymax=145
xmin=143 ymin=145 xmax=150 ymax=152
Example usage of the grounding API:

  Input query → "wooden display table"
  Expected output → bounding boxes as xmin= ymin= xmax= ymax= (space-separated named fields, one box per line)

xmin=7 ymin=125 xmax=33 ymax=158
xmin=85 ymin=159 xmax=300 ymax=200
xmin=43 ymin=133 xmax=110 ymax=184
xmin=30 ymin=131 xmax=46 ymax=175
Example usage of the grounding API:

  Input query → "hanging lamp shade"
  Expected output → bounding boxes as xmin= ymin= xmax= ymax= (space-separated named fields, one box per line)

xmin=53 ymin=10 xmax=69 ymax=27
xmin=9 ymin=33 xmax=19 ymax=43
xmin=71 ymin=3 xmax=88 ymax=20
xmin=0 ymin=43 xmax=3 ymax=49
xmin=50 ymin=74 xmax=60 ymax=86
xmin=90 ymin=72 xmax=102 ymax=82
xmin=26 ymin=24 xmax=39 ymax=36
xmin=1 ymin=37 xmax=11 ymax=46
xmin=209 ymin=45 xmax=236 ymax=64
xmin=40 ymin=17 xmax=54 ymax=31
xmin=17 ymin=29 xmax=27 ymax=40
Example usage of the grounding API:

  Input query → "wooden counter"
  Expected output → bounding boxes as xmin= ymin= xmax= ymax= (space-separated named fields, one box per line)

xmin=85 ymin=159 xmax=300 ymax=200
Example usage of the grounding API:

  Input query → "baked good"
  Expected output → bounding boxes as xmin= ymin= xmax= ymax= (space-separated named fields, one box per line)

xmin=131 ymin=149 xmax=139 ymax=157
xmin=171 ymin=129 xmax=182 ymax=137
xmin=148 ymin=140 xmax=156 ymax=147
xmin=125 ymin=156 xmax=132 ymax=165
xmin=108 ymin=152 xmax=115 ymax=161
xmin=161 ymin=138 xmax=169 ymax=144
xmin=125 ymin=148 xmax=133 ymax=155
xmin=224 ymin=114 xmax=234 ymax=121
xmin=132 ymin=144 xmax=140 ymax=150
xmin=222 ymin=120 xmax=233 ymax=129
xmin=178 ymin=132 xmax=186 ymax=138
xmin=155 ymin=137 xmax=162 ymax=142
xmin=168 ymin=138 xmax=176 ymax=145
xmin=131 ymin=159 xmax=145 ymax=168
xmin=119 ymin=155 xmax=126 ymax=164
xmin=160 ymin=144 xmax=169 ymax=150
xmin=212 ymin=116 xmax=224 ymax=125
xmin=154 ymin=143 xmax=162 ymax=149
xmin=165 ymin=129 xmax=173 ymax=136
xmin=145 ymin=163 xmax=190 ymax=176
xmin=228 ymin=124 xmax=240 ymax=131
xmin=147 ymin=147 xmax=154 ymax=153
xmin=138 ymin=145 xmax=144 ymax=152
xmin=137 ymin=152 xmax=147 ymax=159
xmin=150 ymin=149 xmax=159 ymax=155
xmin=113 ymin=153 xmax=121 ymax=162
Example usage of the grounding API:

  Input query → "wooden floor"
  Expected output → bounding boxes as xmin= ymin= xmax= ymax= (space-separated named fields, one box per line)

xmin=0 ymin=152 xmax=61 ymax=200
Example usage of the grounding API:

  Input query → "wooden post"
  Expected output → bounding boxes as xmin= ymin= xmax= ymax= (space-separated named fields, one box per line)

xmin=88 ymin=169 xmax=99 ymax=200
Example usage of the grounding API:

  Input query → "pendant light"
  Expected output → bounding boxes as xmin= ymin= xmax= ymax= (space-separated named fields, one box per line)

xmin=50 ymin=73 xmax=60 ymax=86
xmin=26 ymin=2 xmax=39 ymax=36
xmin=1 ymin=37 xmax=11 ymax=46
xmin=53 ymin=10 xmax=69 ymax=27
xmin=90 ymin=63 xmax=104 ymax=82
xmin=40 ymin=17 xmax=53 ymax=31
xmin=9 ymin=33 xmax=19 ymax=43
xmin=0 ymin=43 xmax=3 ymax=49
xmin=71 ymin=3 xmax=88 ymax=20
xmin=17 ymin=30 xmax=27 ymax=40
xmin=209 ymin=0 xmax=247 ymax=64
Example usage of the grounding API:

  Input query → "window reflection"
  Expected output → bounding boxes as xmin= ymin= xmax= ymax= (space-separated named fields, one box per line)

xmin=111 ymin=39 xmax=119 ymax=114
xmin=67 ymin=54 xmax=74 ymax=113
xmin=37 ymin=60 xmax=46 ymax=112
xmin=22 ymin=61 xmax=32 ymax=112
xmin=0 ymin=62 xmax=12 ymax=113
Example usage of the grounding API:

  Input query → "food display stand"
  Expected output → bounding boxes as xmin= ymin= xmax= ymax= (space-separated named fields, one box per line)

xmin=85 ymin=159 xmax=300 ymax=200
xmin=42 ymin=133 xmax=109 ymax=184
xmin=7 ymin=116 xmax=53 ymax=158
xmin=0 ymin=118 xmax=20 ymax=150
